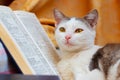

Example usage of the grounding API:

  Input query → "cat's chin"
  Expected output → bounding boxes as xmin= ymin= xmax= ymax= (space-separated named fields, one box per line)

xmin=62 ymin=44 xmax=81 ymax=52
xmin=65 ymin=43 xmax=74 ymax=47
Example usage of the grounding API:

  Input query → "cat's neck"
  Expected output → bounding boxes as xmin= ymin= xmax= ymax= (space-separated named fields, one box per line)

xmin=60 ymin=45 xmax=100 ymax=59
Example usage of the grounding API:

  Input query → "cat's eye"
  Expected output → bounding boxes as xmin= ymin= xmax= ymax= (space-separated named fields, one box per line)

xmin=59 ymin=27 xmax=65 ymax=32
xmin=75 ymin=28 xmax=83 ymax=33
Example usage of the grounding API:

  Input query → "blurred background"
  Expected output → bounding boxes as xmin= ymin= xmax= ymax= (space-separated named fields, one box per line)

xmin=0 ymin=0 xmax=120 ymax=47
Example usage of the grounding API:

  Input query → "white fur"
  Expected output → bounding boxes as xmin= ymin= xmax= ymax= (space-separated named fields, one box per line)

xmin=71 ymin=46 xmax=105 ymax=80
xmin=107 ymin=60 xmax=120 ymax=80
xmin=55 ymin=18 xmax=104 ymax=80
xmin=75 ymin=69 xmax=104 ymax=80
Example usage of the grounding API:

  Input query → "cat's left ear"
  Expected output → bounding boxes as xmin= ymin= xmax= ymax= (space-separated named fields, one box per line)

xmin=83 ymin=9 xmax=98 ymax=28
xmin=53 ymin=9 xmax=67 ymax=25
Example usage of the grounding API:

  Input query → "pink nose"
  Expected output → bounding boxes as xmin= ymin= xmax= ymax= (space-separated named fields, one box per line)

xmin=65 ymin=35 xmax=71 ymax=40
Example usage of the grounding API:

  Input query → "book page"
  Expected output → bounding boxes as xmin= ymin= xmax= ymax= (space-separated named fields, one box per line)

xmin=14 ymin=11 xmax=60 ymax=65
xmin=14 ymin=10 xmax=60 ymax=74
xmin=0 ymin=6 xmax=59 ymax=75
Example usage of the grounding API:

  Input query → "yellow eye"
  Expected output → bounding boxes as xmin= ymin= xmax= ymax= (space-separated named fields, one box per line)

xmin=75 ymin=28 xmax=83 ymax=33
xmin=59 ymin=27 xmax=65 ymax=32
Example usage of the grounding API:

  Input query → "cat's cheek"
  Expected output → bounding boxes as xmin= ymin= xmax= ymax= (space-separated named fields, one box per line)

xmin=57 ymin=39 xmax=66 ymax=47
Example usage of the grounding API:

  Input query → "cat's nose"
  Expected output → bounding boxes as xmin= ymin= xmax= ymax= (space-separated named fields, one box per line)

xmin=65 ymin=35 xmax=71 ymax=40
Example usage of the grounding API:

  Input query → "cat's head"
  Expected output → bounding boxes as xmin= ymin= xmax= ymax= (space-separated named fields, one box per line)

xmin=53 ymin=9 xmax=98 ymax=52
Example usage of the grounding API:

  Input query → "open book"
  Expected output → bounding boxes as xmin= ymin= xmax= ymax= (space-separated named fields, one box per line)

xmin=0 ymin=6 xmax=60 ymax=76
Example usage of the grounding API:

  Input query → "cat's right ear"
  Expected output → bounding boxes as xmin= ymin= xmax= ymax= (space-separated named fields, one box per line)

xmin=53 ymin=9 xmax=66 ymax=25
xmin=83 ymin=9 xmax=98 ymax=28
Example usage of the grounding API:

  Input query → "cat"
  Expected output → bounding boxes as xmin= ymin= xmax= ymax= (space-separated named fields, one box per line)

xmin=90 ymin=44 xmax=120 ymax=80
xmin=53 ymin=9 xmax=105 ymax=80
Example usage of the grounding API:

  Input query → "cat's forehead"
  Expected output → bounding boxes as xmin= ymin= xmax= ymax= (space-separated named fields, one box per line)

xmin=58 ymin=17 xmax=91 ymax=29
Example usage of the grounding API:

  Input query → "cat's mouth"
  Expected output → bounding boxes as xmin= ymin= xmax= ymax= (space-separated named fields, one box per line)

xmin=64 ymin=41 xmax=74 ymax=47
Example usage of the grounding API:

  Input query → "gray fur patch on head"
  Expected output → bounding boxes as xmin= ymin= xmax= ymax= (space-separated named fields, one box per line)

xmin=53 ymin=9 xmax=98 ymax=30
xmin=75 ymin=18 xmax=95 ymax=30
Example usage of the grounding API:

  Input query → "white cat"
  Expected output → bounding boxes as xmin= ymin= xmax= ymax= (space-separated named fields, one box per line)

xmin=53 ymin=9 xmax=105 ymax=80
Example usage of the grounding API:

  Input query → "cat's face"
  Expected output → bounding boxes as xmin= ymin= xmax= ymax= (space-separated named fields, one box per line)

xmin=54 ymin=9 xmax=98 ymax=52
